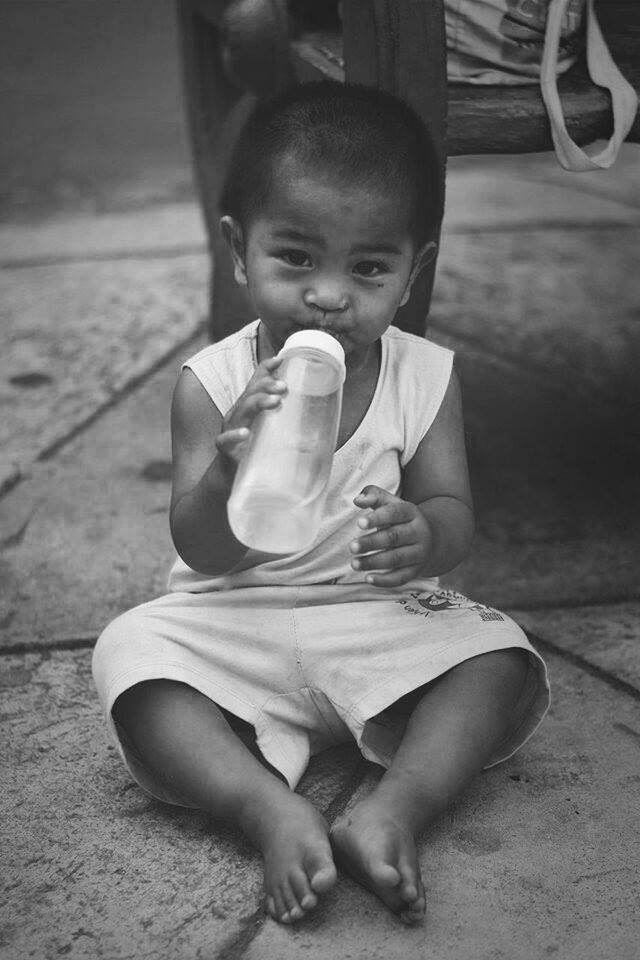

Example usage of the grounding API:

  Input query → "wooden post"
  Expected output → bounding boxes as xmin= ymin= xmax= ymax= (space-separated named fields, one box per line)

xmin=176 ymin=0 xmax=294 ymax=341
xmin=341 ymin=0 xmax=448 ymax=335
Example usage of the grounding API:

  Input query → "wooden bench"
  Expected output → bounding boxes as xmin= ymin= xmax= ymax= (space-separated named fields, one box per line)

xmin=176 ymin=0 xmax=640 ymax=340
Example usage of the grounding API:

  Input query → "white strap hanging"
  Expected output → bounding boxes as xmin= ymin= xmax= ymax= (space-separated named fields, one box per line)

xmin=540 ymin=0 xmax=638 ymax=171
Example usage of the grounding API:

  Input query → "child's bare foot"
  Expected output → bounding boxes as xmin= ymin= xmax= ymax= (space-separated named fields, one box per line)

xmin=241 ymin=791 xmax=337 ymax=924
xmin=330 ymin=795 xmax=426 ymax=925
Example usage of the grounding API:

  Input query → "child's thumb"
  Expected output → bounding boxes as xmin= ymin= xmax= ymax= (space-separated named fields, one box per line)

xmin=354 ymin=485 xmax=388 ymax=506
xmin=216 ymin=427 xmax=249 ymax=462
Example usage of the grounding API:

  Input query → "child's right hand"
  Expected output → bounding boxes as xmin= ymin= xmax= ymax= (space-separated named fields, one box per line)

xmin=216 ymin=357 xmax=286 ymax=466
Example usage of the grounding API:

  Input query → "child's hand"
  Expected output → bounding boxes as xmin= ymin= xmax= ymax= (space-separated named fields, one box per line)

xmin=350 ymin=485 xmax=432 ymax=587
xmin=216 ymin=357 xmax=286 ymax=465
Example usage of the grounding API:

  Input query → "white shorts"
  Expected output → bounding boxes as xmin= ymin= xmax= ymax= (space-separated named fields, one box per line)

xmin=92 ymin=582 xmax=550 ymax=800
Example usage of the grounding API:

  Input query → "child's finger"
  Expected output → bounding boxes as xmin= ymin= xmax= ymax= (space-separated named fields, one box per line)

xmin=232 ymin=391 xmax=284 ymax=428
xmin=217 ymin=427 xmax=249 ymax=445
xmin=353 ymin=485 xmax=394 ymax=509
xmin=361 ymin=565 xmax=420 ymax=588
xmin=351 ymin=543 xmax=424 ymax=573
xmin=215 ymin=427 xmax=249 ymax=459
xmin=350 ymin=522 xmax=415 ymax=557
xmin=356 ymin=500 xmax=415 ymax=532
xmin=259 ymin=356 xmax=283 ymax=374
xmin=250 ymin=375 xmax=287 ymax=397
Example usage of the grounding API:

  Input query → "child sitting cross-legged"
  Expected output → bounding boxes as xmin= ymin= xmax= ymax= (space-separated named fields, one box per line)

xmin=92 ymin=81 xmax=549 ymax=927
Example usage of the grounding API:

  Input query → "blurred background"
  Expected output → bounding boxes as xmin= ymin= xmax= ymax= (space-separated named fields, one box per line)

xmin=2 ymin=0 xmax=639 ymax=219
xmin=1 ymin=0 xmax=193 ymax=221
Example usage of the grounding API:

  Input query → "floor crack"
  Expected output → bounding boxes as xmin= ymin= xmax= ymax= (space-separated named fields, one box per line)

xmin=0 ymin=511 xmax=36 ymax=548
xmin=0 ymin=323 xmax=206 ymax=504
xmin=321 ymin=759 xmax=369 ymax=826
xmin=526 ymin=630 xmax=640 ymax=703
xmin=0 ymin=636 xmax=96 ymax=657
xmin=214 ymin=905 xmax=265 ymax=960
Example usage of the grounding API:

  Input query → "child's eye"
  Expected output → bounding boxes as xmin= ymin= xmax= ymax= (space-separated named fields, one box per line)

xmin=277 ymin=249 xmax=312 ymax=268
xmin=353 ymin=260 xmax=388 ymax=278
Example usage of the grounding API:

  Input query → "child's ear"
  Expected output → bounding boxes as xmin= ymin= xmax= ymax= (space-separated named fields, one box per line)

xmin=220 ymin=215 xmax=248 ymax=286
xmin=399 ymin=240 xmax=438 ymax=306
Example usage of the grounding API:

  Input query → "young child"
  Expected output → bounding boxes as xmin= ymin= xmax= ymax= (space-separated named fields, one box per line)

xmin=92 ymin=81 xmax=549 ymax=927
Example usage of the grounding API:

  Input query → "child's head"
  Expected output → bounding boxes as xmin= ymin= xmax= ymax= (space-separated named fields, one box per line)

xmin=220 ymin=81 xmax=443 ymax=250
xmin=219 ymin=82 xmax=443 ymax=355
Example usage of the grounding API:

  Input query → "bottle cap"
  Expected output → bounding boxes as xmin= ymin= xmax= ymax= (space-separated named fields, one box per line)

xmin=278 ymin=329 xmax=346 ymax=372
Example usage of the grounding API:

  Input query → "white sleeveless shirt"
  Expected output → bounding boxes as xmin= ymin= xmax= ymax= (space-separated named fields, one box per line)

xmin=168 ymin=320 xmax=453 ymax=592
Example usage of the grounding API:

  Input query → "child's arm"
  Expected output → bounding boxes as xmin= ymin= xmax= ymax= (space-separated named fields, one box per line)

xmin=350 ymin=369 xmax=474 ymax=586
xmin=170 ymin=358 xmax=285 ymax=575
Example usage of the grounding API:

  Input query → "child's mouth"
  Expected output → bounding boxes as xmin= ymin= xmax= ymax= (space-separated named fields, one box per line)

xmin=295 ymin=323 xmax=346 ymax=345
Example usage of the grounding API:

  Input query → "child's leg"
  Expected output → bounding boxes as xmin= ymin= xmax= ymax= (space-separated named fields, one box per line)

xmin=330 ymin=648 xmax=529 ymax=924
xmin=113 ymin=679 xmax=337 ymax=923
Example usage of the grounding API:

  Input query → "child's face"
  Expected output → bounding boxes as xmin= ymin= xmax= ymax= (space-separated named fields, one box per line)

xmin=222 ymin=168 xmax=431 ymax=359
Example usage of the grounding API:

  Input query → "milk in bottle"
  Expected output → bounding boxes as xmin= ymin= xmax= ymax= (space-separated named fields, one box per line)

xmin=227 ymin=329 xmax=346 ymax=553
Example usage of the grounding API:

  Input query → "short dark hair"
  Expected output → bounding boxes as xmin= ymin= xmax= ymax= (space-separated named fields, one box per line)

xmin=220 ymin=81 xmax=444 ymax=247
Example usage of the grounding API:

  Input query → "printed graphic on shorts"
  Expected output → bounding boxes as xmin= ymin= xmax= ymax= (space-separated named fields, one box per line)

xmin=397 ymin=589 xmax=505 ymax=622
xmin=500 ymin=0 xmax=585 ymax=67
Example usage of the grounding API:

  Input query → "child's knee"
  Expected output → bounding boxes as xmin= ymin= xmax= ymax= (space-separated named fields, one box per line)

xmin=456 ymin=647 xmax=529 ymax=696
xmin=492 ymin=646 xmax=528 ymax=671
xmin=482 ymin=647 xmax=529 ymax=683
xmin=92 ymin=607 xmax=145 ymax=672
xmin=112 ymin=678 xmax=171 ymax=727
xmin=92 ymin=607 xmax=166 ymax=707
xmin=111 ymin=680 xmax=207 ymax=777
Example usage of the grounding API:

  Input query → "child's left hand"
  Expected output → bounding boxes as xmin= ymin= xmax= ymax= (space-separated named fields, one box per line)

xmin=350 ymin=485 xmax=432 ymax=587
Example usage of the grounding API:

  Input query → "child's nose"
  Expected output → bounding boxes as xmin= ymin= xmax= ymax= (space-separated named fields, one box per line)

xmin=303 ymin=282 xmax=348 ymax=313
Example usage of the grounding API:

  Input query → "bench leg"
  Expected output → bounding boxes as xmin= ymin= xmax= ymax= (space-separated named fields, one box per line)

xmin=177 ymin=0 xmax=294 ymax=341
xmin=209 ymin=97 xmax=258 ymax=341
xmin=341 ymin=0 xmax=448 ymax=336
xmin=394 ymin=264 xmax=439 ymax=337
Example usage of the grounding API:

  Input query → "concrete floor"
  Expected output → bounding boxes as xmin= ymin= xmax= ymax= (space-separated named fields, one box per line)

xmin=1 ymin=3 xmax=640 ymax=958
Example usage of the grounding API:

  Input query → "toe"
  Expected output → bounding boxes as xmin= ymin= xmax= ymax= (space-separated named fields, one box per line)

xmin=290 ymin=867 xmax=318 ymax=912
xmin=399 ymin=886 xmax=426 ymax=925
xmin=265 ymin=895 xmax=277 ymax=921
xmin=308 ymin=860 xmax=338 ymax=894
xmin=369 ymin=860 xmax=401 ymax=889
xmin=271 ymin=888 xmax=290 ymax=924
xmin=399 ymin=907 xmax=424 ymax=926
xmin=400 ymin=881 xmax=418 ymax=902
xmin=280 ymin=880 xmax=303 ymax=922
xmin=397 ymin=854 xmax=420 ymax=903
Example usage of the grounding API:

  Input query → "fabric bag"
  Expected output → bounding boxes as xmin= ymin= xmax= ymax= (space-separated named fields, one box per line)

xmin=445 ymin=0 xmax=638 ymax=171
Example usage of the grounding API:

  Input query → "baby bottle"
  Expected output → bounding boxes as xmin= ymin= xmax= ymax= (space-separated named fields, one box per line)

xmin=227 ymin=329 xmax=346 ymax=554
